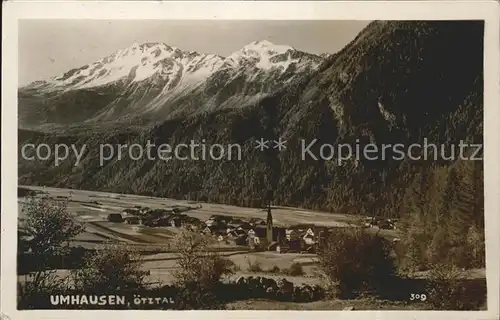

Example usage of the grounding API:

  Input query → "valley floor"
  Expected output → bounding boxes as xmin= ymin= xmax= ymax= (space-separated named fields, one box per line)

xmin=15 ymin=186 xmax=487 ymax=310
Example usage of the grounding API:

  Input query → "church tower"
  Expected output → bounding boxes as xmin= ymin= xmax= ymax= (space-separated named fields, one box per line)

xmin=266 ymin=189 xmax=274 ymax=244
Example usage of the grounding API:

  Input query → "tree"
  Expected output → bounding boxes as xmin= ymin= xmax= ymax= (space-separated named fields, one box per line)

xmin=22 ymin=197 xmax=84 ymax=256
xmin=439 ymin=167 xmax=459 ymax=223
xmin=71 ymin=244 xmax=149 ymax=292
xmin=20 ymin=196 xmax=85 ymax=287
xmin=171 ymin=230 xmax=235 ymax=309
xmin=445 ymin=159 xmax=484 ymax=268
xmin=317 ymin=227 xmax=396 ymax=298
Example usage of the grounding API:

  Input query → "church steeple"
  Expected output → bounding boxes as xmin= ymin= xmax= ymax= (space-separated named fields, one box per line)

xmin=266 ymin=189 xmax=274 ymax=243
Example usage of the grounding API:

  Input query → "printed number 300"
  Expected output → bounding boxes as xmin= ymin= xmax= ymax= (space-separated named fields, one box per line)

xmin=410 ymin=293 xmax=427 ymax=301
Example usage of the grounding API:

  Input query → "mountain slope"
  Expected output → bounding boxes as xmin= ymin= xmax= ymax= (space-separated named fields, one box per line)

xmin=18 ymin=41 xmax=323 ymax=129
xmin=19 ymin=20 xmax=484 ymax=218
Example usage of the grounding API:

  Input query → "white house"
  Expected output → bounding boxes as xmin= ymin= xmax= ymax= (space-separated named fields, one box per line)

xmin=303 ymin=228 xmax=315 ymax=245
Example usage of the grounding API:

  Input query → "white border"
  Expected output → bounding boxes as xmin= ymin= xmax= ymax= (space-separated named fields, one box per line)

xmin=2 ymin=1 xmax=499 ymax=320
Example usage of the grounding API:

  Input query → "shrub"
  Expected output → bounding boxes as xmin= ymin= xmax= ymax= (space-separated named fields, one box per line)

xmin=288 ymin=263 xmax=304 ymax=276
xmin=317 ymin=227 xmax=396 ymax=299
xmin=18 ymin=196 xmax=85 ymax=307
xmin=175 ymin=281 xmax=226 ymax=310
xmin=397 ymin=224 xmax=432 ymax=273
xmin=267 ymin=265 xmax=281 ymax=273
xmin=465 ymin=225 xmax=485 ymax=268
xmin=232 ymin=264 xmax=242 ymax=272
xmin=246 ymin=259 xmax=263 ymax=272
xmin=17 ymin=273 xmax=67 ymax=309
xmin=426 ymin=226 xmax=449 ymax=266
xmin=21 ymin=197 xmax=85 ymax=257
xmin=426 ymin=264 xmax=484 ymax=310
xmin=71 ymin=244 xmax=149 ymax=292
xmin=171 ymin=230 xmax=234 ymax=309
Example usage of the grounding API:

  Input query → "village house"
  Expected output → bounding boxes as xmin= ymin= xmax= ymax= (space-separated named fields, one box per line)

xmin=183 ymin=219 xmax=205 ymax=231
xmin=234 ymin=234 xmax=248 ymax=245
xmin=205 ymin=218 xmax=215 ymax=227
xmin=148 ymin=209 xmax=172 ymax=219
xmin=107 ymin=213 xmax=123 ymax=223
xmin=122 ymin=208 xmax=139 ymax=216
xmin=249 ymin=218 xmax=266 ymax=226
xmin=229 ymin=228 xmax=246 ymax=238
xmin=202 ymin=226 xmax=212 ymax=234
xmin=169 ymin=216 xmax=183 ymax=228
xmin=150 ymin=217 xmax=169 ymax=227
xmin=239 ymin=222 xmax=252 ymax=230
xmin=206 ymin=224 xmax=228 ymax=236
xmin=285 ymin=229 xmax=299 ymax=241
xmin=245 ymin=226 xmax=286 ymax=250
xmin=249 ymin=226 xmax=267 ymax=238
xmin=280 ymin=225 xmax=330 ymax=252
xmin=212 ymin=215 xmax=232 ymax=224
xmin=303 ymin=228 xmax=315 ymax=245
xmin=124 ymin=216 xmax=140 ymax=224
xmin=228 ymin=218 xmax=244 ymax=225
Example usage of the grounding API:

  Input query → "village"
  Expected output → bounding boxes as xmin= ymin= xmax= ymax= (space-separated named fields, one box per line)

xmin=106 ymin=199 xmax=398 ymax=253
xmin=17 ymin=186 xmax=401 ymax=290
xmin=17 ymin=186 xmax=401 ymax=259
xmin=17 ymin=186 xmax=456 ymax=311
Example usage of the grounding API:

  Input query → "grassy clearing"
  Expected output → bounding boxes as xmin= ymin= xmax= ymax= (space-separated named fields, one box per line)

xmin=138 ymin=227 xmax=178 ymax=238
xmin=87 ymin=222 xmax=149 ymax=243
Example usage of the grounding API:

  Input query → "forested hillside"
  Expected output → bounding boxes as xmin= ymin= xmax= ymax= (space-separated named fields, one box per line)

xmin=18 ymin=20 xmax=485 ymax=269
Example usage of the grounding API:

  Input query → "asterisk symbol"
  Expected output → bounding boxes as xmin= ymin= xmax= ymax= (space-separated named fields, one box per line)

xmin=273 ymin=137 xmax=287 ymax=151
xmin=254 ymin=138 xmax=269 ymax=151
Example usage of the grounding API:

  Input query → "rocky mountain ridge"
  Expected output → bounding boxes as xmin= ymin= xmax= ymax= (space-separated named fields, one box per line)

xmin=19 ymin=40 xmax=324 ymax=129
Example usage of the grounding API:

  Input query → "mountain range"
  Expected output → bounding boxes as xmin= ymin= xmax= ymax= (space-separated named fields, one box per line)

xmin=19 ymin=20 xmax=484 ymax=222
xmin=19 ymin=40 xmax=323 ymax=130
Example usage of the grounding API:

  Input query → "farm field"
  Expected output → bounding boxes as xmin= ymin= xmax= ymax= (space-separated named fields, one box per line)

xmin=18 ymin=185 xmax=368 ymax=247
xmin=15 ymin=185 xmax=486 ymax=309
xmin=19 ymin=185 xmax=358 ymax=226
xmin=16 ymin=185 xmax=370 ymax=286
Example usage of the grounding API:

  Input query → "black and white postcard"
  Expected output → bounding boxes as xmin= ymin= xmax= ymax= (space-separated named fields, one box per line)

xmin=1 ymin=1 xmax=499 ymax=319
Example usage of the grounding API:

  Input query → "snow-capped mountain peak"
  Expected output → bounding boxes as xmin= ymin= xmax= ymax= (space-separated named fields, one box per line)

xmin=20 ymin=40 xmax=327 ymax=128
xmin=242 ymin=40 xmax=294 ymax=54
xmin=32 ymin=40 xmax=324 ymax=94
xmin=47 ymin=42 xmax=225 ymax=89
xmin=224 ymin=40 xmax=324 ymax=73
xmin=225 ymin=40 xmax=297 ymax=70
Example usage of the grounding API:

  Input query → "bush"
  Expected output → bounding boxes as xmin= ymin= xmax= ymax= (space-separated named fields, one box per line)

xmin=317 ymin=227 xmax=396 ymax=299
xmin=464 ymin=225 xmax=485 ymax=268
xmin=426 ymin=264 xmax=484 ymax=310
xmin=175 ymin=281 xmax=226 ymax=310
xmin=246 ymin=259 xmax=263 ymax=272
xmin=267 ymin=265 xmax=281 ymax=273
xmin=282 ymin=263 xmax=304 ymax=276
xmin=17 ymin=196 xmax=85 ymax=308
xmin=171 ymin=230 xmax=234 ymax=309
xmin=18 ymin=274 xmax=67 ymax=309
xmin=288 ymin=263 xmax=304 ymax=276
xmin=71 ymin=244 xmax=148 ymax=292
xmin=232 ymin=264 xmax=242 ymax=272
xmin=21 ymin=197 xmax=85 ymax=257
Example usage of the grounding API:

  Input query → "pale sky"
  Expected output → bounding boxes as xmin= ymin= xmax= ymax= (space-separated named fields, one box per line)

xmin=18 ymin=20 xmax=370 ymax=86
